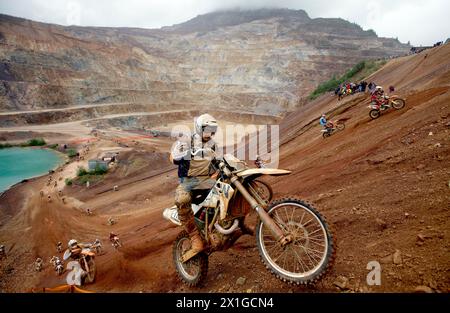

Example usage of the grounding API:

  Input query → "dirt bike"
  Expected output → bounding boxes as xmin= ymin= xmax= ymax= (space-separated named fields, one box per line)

xmin=50 ymin=256 xmax=64 ymax=275
xmin=321 ymin=120 xmax=345 ymax=138
xmin=55 ymin=263 xmax=64 ymax=276
xmin=91 ymin=240 xmax=102 ymax=254
xmin=369 ymin=95 xmax=406 ymax=119
xmin=163 ymin=149 xmax=335 ymax=287
xmin=63 ymin=244 xmax=96 ymax=285
xmin=110 ymin=237 xmax=121 ymax=249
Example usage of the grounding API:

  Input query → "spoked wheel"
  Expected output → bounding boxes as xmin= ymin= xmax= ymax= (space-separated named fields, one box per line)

xmin=322 ymin=131 xmax=331 ymax=138
xmin=248 ymin=179 xmax=273 ymax=208
xmin=369 ymin=109 xmax=381 ymax=119
xmin=173 ymin=231 xmax=208 ymax=287
xmin=256 ymin=199 xmax=335 ymax=285
xmin=335 ymin=121 xmax=345 ymax=131
xmin=391 ymin=98 xmax=405 ymax=110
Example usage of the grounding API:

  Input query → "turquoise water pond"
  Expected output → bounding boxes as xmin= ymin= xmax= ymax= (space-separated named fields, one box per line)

xmin=0 ymin=147 xmax=65 ymax=192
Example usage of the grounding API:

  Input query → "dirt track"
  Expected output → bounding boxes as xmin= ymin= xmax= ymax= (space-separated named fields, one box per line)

xmin=0 ymin=44 xmax=449 ymax=293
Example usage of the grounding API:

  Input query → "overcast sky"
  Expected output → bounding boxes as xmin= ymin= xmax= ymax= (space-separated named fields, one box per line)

xmin=0 ymin=0 xmax=448 ymax=46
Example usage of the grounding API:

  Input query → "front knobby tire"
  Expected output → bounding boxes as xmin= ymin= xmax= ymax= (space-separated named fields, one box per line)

xmin=83 ymin=258 xmax=96 ymax=284
xmin=336 ymin=121 xmax=345 ymax=131
xmin=173 ymin=231 xmax=208 ymax=287
xmin=256 ymin=198 xmax=335 ymax=285
xmin=392 ymin=98 xmax=406 ymax=110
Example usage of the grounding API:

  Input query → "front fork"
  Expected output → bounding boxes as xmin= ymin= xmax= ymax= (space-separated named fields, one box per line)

xmin=83 ymin=257 xmax=90 ymax=274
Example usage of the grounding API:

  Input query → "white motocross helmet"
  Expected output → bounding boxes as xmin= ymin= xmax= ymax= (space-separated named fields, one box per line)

xmin=68 ymin=239 xmax=78 ymax=248
xmin=194 ymin=114 xmax=218 ymax=135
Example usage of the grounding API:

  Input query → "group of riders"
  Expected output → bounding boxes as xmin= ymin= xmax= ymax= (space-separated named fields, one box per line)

xmin=321 ymin=84 xmax=392 ymax=132
xmin=22 ymin=233 xmax=120 ymax=277
xmin=335 ymin=81 xmax=368 ymax=100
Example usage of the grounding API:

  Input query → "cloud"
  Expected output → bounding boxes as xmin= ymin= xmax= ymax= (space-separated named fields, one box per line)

xmin=0 ymin=0 xmax=448 ymax=45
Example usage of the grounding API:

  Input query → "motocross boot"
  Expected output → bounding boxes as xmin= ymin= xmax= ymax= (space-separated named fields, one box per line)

xmin=181 ymin=224 xmax=205 ymax=263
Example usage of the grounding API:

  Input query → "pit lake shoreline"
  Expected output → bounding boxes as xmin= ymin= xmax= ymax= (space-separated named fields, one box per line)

xmin=0 ymin=147 xmax=68 ymax=195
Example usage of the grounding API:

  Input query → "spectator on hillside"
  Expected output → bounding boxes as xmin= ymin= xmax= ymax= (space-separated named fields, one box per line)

xmin=334 ymin=85 xmax=340 ymax=96
xmin=368 ymin=82 xmax=377 ymax=94
xmin=338 ymin=85 xmax=345 ymax=101
xmin=360 ymin=81 xmax=368 ymax=92
xmin=389 ymin=86 xmax=395 ymax=93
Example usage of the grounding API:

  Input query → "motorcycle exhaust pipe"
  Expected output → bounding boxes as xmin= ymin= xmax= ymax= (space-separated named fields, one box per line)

xmin=214 ymin=219 xmax=239 ymax=235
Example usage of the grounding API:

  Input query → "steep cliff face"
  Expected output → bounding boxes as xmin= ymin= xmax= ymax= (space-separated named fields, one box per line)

xmin=0 ymin=9 xmax=410 ymax=115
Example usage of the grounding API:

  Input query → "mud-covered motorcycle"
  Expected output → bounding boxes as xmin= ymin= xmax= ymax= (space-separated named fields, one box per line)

xmin=369 ymin=95 xmax=406 ymax=119
xmin=321 ymin=120 xmax=345 ymax=138
xmin=163 ymin=149 xmax=335 ymax=286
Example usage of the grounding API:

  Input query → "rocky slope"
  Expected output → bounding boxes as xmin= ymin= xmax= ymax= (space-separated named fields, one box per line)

xmin=0 ymin=9 xmax=410 ymax=115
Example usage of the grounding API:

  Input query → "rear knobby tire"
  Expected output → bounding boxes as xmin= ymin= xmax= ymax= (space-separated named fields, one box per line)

xmin=256 ymin=198 xmax=335 ymax=285
xmin=369 ymin=109 xmax=380 ymax=119
xmin=173 ymin=231 xmax=208 ymax=287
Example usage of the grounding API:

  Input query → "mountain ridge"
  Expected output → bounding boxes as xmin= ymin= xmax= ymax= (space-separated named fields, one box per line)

xmin=0 ymin=9 xmax=410 ymax=115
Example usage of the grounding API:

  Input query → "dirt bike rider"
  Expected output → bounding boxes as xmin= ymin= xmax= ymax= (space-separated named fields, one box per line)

xmin=0 ymin=244 xmax=6 ymax=259
xmin=35 ymin=257 xmax=43 ymax=271
xmin=255 ymin=155 xmax=265 ymax=168
xmin=109 ymin=232 xmax=119 ymax=244
xmin=319 ymin=114 xmax=333 ymax=132
xmin=371 ymin=86 xmax=388 ymax=109
xmin=56 ymin=241 xmax=63 ymax=253
xmin=170 ymin=113 xmax=220 ymax=262
xmin=68 ymin=239 xmax=83 ymax=256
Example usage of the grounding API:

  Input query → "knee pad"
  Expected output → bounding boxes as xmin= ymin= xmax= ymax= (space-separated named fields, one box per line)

xmin=175 ymin=185 xmax=192 ymax=208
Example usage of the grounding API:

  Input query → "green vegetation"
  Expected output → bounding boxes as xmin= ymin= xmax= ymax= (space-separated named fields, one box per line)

xmin=308 ymin=59 xmax=387 ymax=100
xmin=67 ymin=149 xmax=78 ymax=158
xmin=77 ymin=166 xmax=89 ymax=177
xmin=47 ymin=143 xmax=59 ymax=149
xmin=0 ymin=143 xmax=13 ymax=149
xmin=74 ymin=165 xmax=107 ymax=186
xmin=1 ymin=138 xmax=48 ymax=149
xmin=77 ymin=165 xmax=107 ymax=177
xmin=76 ymin=166 xmax=108 ymax=185
xmin=25 ymin=138 xmax=46 ymax=146
xmin=65 ymin=178 xmax=73 ymax=186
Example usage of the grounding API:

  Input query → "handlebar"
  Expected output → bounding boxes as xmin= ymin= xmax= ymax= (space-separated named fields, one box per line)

xmin=191 ymin=148 xmax=216 ymax=157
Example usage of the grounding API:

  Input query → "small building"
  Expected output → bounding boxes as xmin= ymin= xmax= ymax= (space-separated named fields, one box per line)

xmin=101 ymin=152 xmax=118 ymax=163
xmin=88 ymin=159 xmax=108 ymax=171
